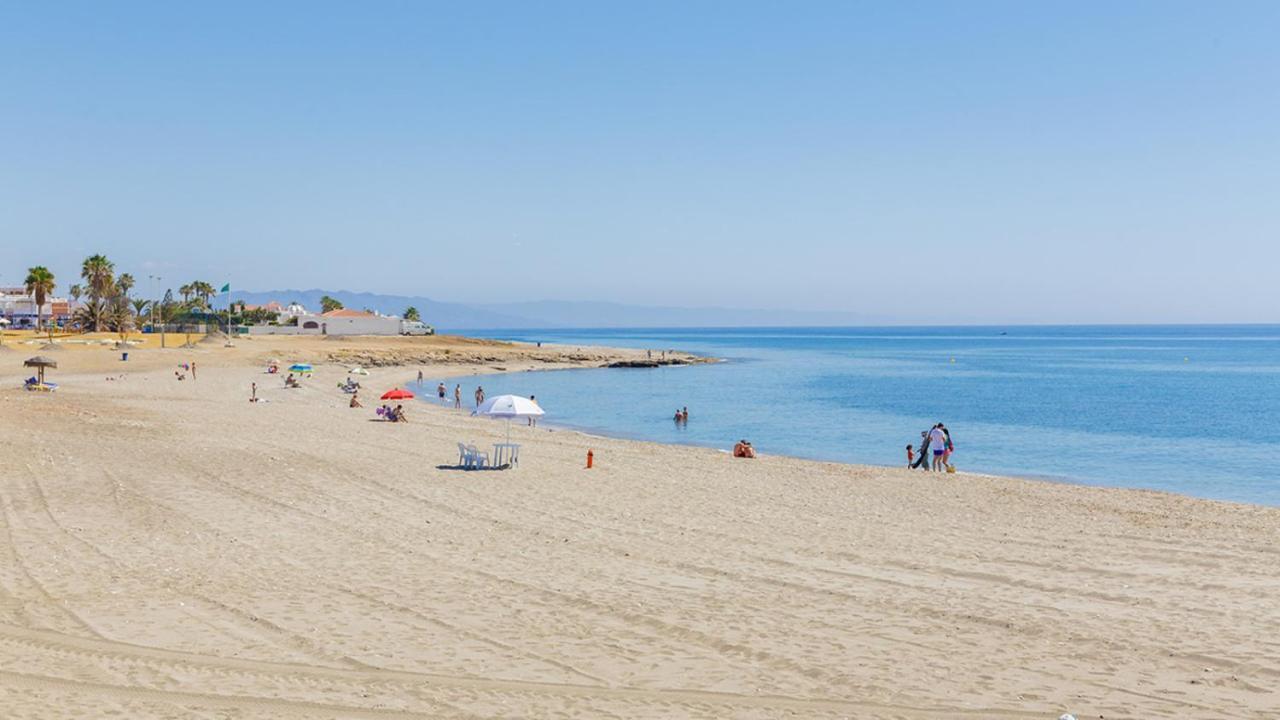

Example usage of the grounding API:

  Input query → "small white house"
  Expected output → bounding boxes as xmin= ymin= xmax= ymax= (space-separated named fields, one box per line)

xmin=294 ymin=309 xmax=403 ymax=335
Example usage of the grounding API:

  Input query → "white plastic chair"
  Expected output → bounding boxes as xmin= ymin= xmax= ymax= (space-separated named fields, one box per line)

xmin=466 ymin=444 xmax=489 ymax=469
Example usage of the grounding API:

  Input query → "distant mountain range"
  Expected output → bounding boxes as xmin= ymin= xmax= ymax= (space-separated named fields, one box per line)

xmin=218 ymin=289 xmax=878 ymax=330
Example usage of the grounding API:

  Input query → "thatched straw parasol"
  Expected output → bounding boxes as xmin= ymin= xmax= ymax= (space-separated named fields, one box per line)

xmin=24 ymin=356 xmax=57 ymax=384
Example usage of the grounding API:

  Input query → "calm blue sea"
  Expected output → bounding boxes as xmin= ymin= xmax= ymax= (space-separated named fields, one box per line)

xmin=429 ymin=326 xmax=1280 ymax=506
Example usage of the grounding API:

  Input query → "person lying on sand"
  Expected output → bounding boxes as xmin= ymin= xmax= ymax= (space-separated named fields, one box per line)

xmin=733 ymin=440 xmax=756 ymax=458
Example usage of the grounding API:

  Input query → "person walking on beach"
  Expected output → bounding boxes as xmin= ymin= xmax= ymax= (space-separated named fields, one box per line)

xmin=912 ymin=431 xmax=931 ymax=470
xmin=528 ymin=395 xmax=538 ymax=426
xmin=906 ymin=444 xmax=914 ymax=467
xmin=939 ymin=423 xmax=954 ymax=469
xmin=929 ymin=424 xmax=948 ymax=471
xmin=454 ymin=384 xmax=462 ymax=408
xmin=250 ymin=382 xmax=257 ymax=403
xmin=475 ymin=386 xmax=485 ymax=407
xmin=417 ymin=369 xmax=424 ymax=384
xmin=437 ymin=382 xmax=446 ymax=402
xmin=191 ymin=361 xmax=196 ymax=381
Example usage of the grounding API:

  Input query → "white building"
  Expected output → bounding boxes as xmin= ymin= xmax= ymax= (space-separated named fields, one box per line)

xmin=248 ymin=308 xmax=404 ymax=336
xmin=0 ymin=287 xmax=74 ymax=328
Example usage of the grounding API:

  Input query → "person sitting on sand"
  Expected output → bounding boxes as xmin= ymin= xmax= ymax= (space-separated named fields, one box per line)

xmin=733 ymin=440 xmax=756 ymax=458
xmin=284 ymin=373 xmax=297 ymax=388
xmin=394 ymin=404 xmax=407 ymax=422
xmin=350 ymin=392 xmax=362 ymax=408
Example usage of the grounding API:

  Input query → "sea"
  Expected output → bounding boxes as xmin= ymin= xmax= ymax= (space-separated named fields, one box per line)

xmin=425 ymin=326 xmax=1280 ymax=506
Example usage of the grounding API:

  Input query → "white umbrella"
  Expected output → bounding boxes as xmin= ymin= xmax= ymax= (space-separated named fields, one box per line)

xmin=472 ymin=394 xmax=545 ymax=443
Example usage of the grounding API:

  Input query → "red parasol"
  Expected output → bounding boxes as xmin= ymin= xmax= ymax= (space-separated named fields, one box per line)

xmin=381 ymin=388 xmax=415 ymax=400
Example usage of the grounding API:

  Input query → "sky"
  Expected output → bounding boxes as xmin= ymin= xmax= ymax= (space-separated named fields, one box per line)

xmin=1 ymin=1 xmax=1277 ymax=324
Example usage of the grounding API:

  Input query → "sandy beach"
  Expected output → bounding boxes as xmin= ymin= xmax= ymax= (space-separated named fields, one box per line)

xmin=1 ymin=334 xmax=1276 ymax=719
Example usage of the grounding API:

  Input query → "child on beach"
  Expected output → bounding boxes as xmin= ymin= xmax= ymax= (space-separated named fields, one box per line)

xmin=906 ymin=444 xmax=914 ymax=467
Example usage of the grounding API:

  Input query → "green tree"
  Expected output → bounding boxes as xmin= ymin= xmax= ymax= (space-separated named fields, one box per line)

xmin=81 ymin=254 xmax=115 ymax=299
xmin=404 ymin=306 xmax=421 ymax=322
xmin=320 ymin=295 xmax=344 ymax=313
xmin=193 ymin=281 xmax=216 ymax=308
xmin=68 ymin=284 xmax=83 ymax=302
xmin=80 ymin=254 xmax=115 ymax=330
xmin=117 ymin=273 xmax=135 ymax=297
xmin=131 ymin=298 xmax=150 ymax=323
xmin=24 ymin=266 xmax=56 ymax=333
xmin=106 ymin=295 xmax=134 ymax=341
xmin=74 ymin=300 xmax=107 ymax=332
xmin=179 ymin=283 xmax=194 ymax=304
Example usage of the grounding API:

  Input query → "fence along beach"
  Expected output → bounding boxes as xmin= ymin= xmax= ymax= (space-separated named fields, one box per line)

xmin=0 ymin=332 xmax=1276 ymax=719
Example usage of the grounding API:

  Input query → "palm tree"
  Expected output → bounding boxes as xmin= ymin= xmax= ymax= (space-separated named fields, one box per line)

xmin=117 ymin=273 xmax=135 ymax=297
xmin=131 ymin=298 xmax=150 ymax=323
xmin=80 ymin=255 xmax=115 ymax=330
xmin=179 ymin=283 xmax=193 ymax=304
xmin=68 ymin=284 xmax=83 ymax=303
xmin=106 ymin=295 xmax=134 ymax=341
xmin=81 ymin=254 xmax=115 ymax=300
xmin=74 ymin=300 xmax=107 ymax=333
xmin=404 ymin=306 xmax=421 ymax=322
xmin=320 ymin=295 xmax=344 ymax=313
xmin=24 ymin=266 xmax=56 ymax=333
xmin=193 ymin=281 xmax=216 ymax=309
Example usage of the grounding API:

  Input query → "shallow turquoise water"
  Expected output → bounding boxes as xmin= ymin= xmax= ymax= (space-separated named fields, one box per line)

xmin=428 ymin=326 xmax=1280 ymax=506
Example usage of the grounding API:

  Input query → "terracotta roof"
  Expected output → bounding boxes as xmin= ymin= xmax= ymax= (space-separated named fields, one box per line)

xmin=321 ymin=308 xmax=375 ymax=318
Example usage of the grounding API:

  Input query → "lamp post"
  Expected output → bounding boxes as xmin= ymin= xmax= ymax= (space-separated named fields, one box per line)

xmin=149 ymin=274 xmax=166 ymax=349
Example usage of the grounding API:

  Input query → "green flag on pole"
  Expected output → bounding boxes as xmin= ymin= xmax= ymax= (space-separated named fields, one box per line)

xmin=220 ymin=283 xmax=230 ymax=292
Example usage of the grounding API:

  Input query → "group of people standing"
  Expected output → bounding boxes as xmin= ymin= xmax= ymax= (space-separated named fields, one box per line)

xmin=907 ymin=423 xmax=954 ymax=471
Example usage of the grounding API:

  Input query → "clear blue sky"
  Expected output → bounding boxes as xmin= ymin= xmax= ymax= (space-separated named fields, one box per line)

xmin=1 ymin=1 xmax=1276 ymax=323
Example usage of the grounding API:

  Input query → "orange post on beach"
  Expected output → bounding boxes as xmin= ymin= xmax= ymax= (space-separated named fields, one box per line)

xmin=586 ymin=450 xmax=593 ymax=469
